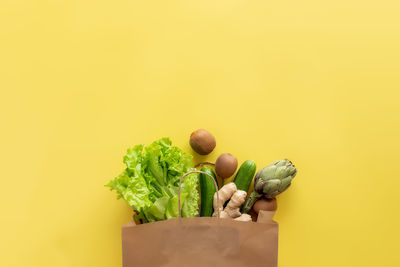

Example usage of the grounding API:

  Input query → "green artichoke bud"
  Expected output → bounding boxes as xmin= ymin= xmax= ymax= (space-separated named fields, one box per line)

xmin=242 ymin=159 xmax=297 ymax=213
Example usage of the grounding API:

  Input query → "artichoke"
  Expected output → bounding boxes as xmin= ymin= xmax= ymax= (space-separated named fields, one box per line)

xmin=242 ymin=159 xmax=297 ymax=213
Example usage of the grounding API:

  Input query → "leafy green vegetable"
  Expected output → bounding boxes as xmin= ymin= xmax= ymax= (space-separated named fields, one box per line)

xmin=106 ymin=138 xmax=199 ymax=223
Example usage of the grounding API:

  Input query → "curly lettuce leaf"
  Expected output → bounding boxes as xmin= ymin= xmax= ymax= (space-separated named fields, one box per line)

xmin=106 ymin=138 xmax=199 ymax=222
xmin=106 ymin=170 xmax=152 ymax=210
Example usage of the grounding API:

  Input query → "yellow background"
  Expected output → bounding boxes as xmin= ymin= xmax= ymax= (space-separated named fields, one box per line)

xmin=1 ymin=1 xmax=400 ymax=266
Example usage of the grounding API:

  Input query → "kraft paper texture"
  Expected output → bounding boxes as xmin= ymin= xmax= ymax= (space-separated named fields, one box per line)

xmin=122 ymin=216 xmax=278 ymax=267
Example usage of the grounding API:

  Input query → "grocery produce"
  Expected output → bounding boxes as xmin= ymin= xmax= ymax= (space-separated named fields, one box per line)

xmin=212 ymin=183 xmax=251 ymax=221
xmin=107 ymin=131 xmax=298 ymax=226
xmin=234 ymin=214 xmax=252 ymax=221
xmin=215 ymin=153 xmax=238 ymax=179
xmin=195 ymin=153 xmax=238 ymax=179
xmin=242 ymin=159 xmax=296 ymax=213
xmin=199 ymin=167 xmax=218 ymax=217
xmin=233 ymin=160 xmax=257 ymax=192
xmin=253 ymin=198 xmax=277 ymax=213
xmin=106 ymin=138 xmax=199 ymax=223
xmin=222 ymin=190 xmax=246 ymax=218
xmin=189 ymin=129 xmax=216 ymax=155
xmin=212 ymin=182 xmax=236 ymax=211
xmin=178 ymin=170 xmax=219 ymax=218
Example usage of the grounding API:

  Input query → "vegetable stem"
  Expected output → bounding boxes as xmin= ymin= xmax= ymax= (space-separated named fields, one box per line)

xmin=194 ymin=162 xmax=216 ymax=168
xmin=241 ymin=191 xmax=261 ymax=214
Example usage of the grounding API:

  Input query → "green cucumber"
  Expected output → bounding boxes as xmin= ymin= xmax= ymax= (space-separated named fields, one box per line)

xmin=199 ymin=167 xmax=218 ymax=217
xmin=233 ymin=160 xmax=257 ymax=192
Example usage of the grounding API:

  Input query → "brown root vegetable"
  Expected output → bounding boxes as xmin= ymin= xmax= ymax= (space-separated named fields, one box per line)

xmin=212 ymin=183 xmax=251 ymax=222
xmin=234 ymin=214 xmax=252 ymax=222
xmin=215 ymin=153 xmax=238 ymax=179
xmin=189 ymin=129 xmax=216 ymax=155
xmin=253 ymin=198 xmax=277 ymax=213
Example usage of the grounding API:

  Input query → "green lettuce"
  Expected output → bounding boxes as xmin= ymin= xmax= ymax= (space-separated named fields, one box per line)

xmin=106 ymin=138 xmax=199 ymax=223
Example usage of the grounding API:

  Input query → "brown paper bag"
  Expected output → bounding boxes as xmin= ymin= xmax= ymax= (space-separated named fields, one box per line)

xmin=121 ymin=216 xmax=278 ymax=267
xmin=121 ymin=171 xmax=278 ymax=266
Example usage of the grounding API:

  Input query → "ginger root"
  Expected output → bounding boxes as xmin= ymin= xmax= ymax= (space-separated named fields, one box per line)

xmin=213 ymin=182 xmax=237 ymax=210
xmin=234 ymin=214 xmax=252 ymax=221
xmin=212 ymin=183 xmax=252 ymax=222
xmin=225 ymin=190 xmax=247 ymax=218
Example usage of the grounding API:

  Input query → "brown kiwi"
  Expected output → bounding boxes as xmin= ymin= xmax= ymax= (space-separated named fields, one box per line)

xmin=189 ymin=129 xmax=216 ymax=155
xmin=215 ymin=153 xmax=238 ymax=179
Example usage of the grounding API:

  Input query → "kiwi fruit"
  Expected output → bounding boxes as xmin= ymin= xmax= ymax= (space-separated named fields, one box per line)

xmin=189 ymin=129 xmax=216 ymax=155
xmin=215 ymin=153 xmax=238 ymax=178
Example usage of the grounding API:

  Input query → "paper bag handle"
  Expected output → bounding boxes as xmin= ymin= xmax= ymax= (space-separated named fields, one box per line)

xmin=178 ymin=171 xmax=220 ymax=219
